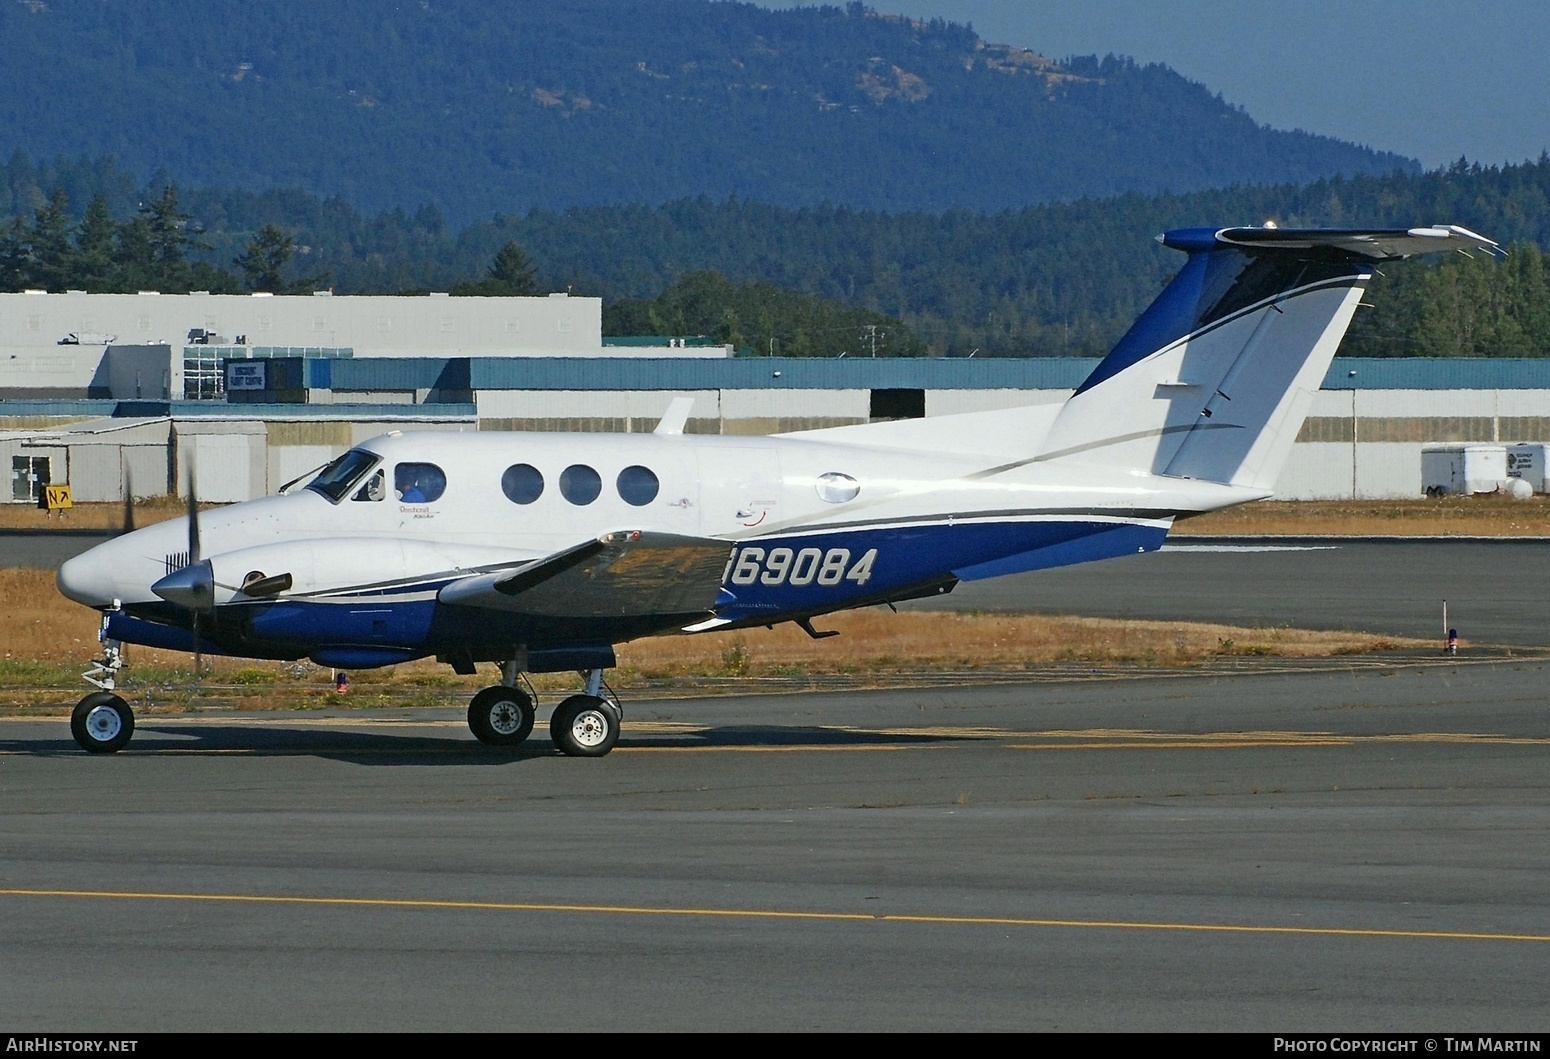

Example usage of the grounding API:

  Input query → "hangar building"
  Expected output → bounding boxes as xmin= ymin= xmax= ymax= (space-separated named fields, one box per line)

xmin=5 ymin=355 xmax=1550 ymax=505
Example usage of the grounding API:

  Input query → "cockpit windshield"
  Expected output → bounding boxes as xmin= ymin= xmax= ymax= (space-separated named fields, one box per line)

xmin=307 ymin=449 xmax=381 ymax=503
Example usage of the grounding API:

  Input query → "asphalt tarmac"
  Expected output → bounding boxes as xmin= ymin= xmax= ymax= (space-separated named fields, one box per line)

xmin=1 ymin=528 xmax=112 ymax=570
xmin=3 ymin=658 xmax=1548 ymax=1031
xmin=907 ymin=537 xmax=1550 ymax=647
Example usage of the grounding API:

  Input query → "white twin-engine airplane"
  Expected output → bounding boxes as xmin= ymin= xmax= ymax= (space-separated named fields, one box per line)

xmin=56 ymin=224 xmax=1498 ymax=756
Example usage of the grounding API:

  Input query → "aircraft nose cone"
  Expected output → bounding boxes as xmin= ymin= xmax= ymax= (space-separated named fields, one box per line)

xmin=57 ymin=550 xmax=112 ymax=607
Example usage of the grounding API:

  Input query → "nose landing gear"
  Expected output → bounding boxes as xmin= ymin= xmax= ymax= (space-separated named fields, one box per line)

xmin=71 ymin=613 xmax=135 ymax=754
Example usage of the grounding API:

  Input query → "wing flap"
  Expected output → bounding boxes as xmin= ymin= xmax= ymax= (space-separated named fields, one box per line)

xmin=438 ymin=531 xmax=733 ymax=618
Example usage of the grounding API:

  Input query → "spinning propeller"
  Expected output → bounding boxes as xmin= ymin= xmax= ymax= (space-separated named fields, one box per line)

xmin=149 ymin=457 xmax=214 ymax=675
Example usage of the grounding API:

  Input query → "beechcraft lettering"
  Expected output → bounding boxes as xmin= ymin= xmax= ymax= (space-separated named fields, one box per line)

xmin=56 ymin=224 xmax=1501 ymax=756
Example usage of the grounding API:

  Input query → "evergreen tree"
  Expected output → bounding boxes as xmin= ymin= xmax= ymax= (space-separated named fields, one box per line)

xmin=234 ymin=223 xmax=327 ymax=293
xmin=73 ymin=193 xmax=118 ymax=292
xmin=29 ymin=188 xmax=74 ymax=291
xmin=488 ymin=240 xmax=538 ymax=293
xmin=451 ymin=240 xmax=541 ymax=296
xmin=0 ymin=215 xmax=32 ymax=291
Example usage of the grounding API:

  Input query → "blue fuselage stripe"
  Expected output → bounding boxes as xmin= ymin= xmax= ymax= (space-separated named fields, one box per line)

xmin=111 ymin=518 xmax=1167 ymax=662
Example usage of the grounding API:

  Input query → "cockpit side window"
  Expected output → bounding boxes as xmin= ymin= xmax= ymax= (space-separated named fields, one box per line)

xmin=307 ymin=449 xmax=380 ymax=503
xmin=351 ymin=469 xmax=385 ymax=502
xmin=395 ymin=462 xmax=446 ymax=503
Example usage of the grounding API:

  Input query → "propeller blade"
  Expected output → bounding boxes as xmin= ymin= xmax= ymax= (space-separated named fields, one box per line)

xmin=120 ymin=467 xmax=135 ymax=536
xmin=185 ymin=456 xmax=201 ymax=564
xmin=182 ymin=452 xmax=206 ymax=680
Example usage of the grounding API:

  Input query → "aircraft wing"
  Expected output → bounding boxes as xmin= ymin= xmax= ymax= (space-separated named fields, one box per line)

xmin=437 ymin=531 xmax=733 ymax=618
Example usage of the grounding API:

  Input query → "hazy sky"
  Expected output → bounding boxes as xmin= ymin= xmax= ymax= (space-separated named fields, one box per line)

xmin=747 ymin=1 xmax=1548 ymax=170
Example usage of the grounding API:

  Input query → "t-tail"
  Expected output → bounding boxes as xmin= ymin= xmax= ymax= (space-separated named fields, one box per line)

xmin=1037 ymin=225 xmax=1501 ymax=492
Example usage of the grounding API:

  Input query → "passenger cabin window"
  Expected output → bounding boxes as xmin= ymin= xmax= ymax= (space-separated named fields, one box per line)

xmin=395 ymin=462 xmax=446 ymax=503
xmin=352 ymin=469 xmax=385 ymax=502
xmin=502 ymin=464 xmax=544 ymax=504
xmin=308 ymin=449 xmax=379 ymax=503
xmin=559 ymin=464 xmax=601 ymax=505
xmin=616 ymin=465 xmax=660 ymax=506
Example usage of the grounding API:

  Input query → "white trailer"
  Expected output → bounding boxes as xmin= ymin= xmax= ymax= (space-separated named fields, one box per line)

xmin=1422 ymin=443 xmax=1510 ymax=496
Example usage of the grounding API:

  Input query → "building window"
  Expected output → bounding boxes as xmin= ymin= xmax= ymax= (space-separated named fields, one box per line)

xmin=559 ymin=464 xmax=602 ymax=505
xmin=501 ymin=464 xmax=544 ymax=504
xmin=616 ymin=465 xmax=660 ymax=506
xmin=870 ymin=388 xmax=925 ymax=421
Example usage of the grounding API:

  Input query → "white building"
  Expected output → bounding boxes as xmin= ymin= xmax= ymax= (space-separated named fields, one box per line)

xmin=0 ymin=290 xmax=726 ymax=399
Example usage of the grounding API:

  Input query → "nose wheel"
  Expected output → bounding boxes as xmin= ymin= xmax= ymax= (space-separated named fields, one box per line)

xmin=467 ymin=685 xmax=536 ymax=746
xmin=71 ymin=692 xmax=135 ymax=753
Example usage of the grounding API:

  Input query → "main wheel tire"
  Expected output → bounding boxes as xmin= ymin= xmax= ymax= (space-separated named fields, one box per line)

xmin=549 ymin=694 xmax=620 ymax=757
xmin=70 ymin=692 xmax=135 ymax=754
xmin=468 ymin=686 xmax=536 ymax=746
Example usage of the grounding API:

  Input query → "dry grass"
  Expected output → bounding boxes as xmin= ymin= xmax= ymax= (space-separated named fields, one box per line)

xmin=9 ymin=494 xmax=1550 ymax=535
xmin=0 ymin=569 xmax=1426 ymax=711
xmin=1178 ymin=495 xmax=1550 ymax=537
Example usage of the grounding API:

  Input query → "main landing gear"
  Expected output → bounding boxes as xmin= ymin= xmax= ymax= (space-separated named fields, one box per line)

xmin=466 ymin=663 xmax=621 ymax=757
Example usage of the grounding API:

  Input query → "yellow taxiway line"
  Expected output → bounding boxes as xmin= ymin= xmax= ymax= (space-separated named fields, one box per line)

xmin=1 ymin=887 xmax=1545 ymax=944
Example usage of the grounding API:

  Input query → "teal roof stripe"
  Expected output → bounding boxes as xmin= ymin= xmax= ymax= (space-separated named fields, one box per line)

xmin=468 ymin=356 xmax=1100 ymax=390
xmin=1320 ymin=358 xmax=1550 ymax=390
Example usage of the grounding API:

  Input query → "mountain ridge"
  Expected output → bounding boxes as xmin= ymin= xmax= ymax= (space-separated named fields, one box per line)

xmin=0 ymin=0 xmax=1415 ymax=223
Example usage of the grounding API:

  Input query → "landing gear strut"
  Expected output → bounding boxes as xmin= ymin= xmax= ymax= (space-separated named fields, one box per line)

xmin=72 ymin=611 xmax=135 ymax=754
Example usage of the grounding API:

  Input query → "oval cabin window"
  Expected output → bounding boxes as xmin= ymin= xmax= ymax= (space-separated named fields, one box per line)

xmin=559 ymin=464 xmax=602 ymax=505
xmin=501 ymin=464 xmax=544 ymax=504
xmin=616 ymin=465 xmax=660 ymax=507
xmin=394 ymin=462 xmax=446 ymax=503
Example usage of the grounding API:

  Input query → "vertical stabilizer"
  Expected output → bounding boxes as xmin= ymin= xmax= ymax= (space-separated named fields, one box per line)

xmin=1036 ymin=225 xmax=1500 ymax=492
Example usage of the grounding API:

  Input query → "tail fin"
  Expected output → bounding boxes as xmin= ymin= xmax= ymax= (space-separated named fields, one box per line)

xmin=1037 ymin=225 xmax=1500 ymax=491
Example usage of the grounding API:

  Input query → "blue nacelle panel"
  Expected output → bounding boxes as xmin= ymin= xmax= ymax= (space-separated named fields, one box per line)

xmin=245 ymin=598 xmax=438 ymax=648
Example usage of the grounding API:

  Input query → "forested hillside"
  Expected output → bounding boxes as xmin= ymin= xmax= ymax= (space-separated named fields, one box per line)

xmin=0 ymin=0 xmax=1412 ymax=222
xmin=4 ymin=154 xmax=1549 ymax=358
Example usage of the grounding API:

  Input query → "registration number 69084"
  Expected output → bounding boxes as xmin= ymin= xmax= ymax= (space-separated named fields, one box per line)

xmin=726 ymin=546 xmax=877 ymax=587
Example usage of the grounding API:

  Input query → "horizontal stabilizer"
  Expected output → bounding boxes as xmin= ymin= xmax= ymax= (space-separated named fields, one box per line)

xmin=439 ymin=531 xmax=732 ymax=619
xmin=1202 ymin=224 xmax=1501 ymax=260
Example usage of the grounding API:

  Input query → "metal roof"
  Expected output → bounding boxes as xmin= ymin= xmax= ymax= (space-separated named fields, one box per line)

xmin=468 ymin=356 xmax=1101 ymax=391
xmin=1319 ymin=358 xmax=1550 ymax=390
